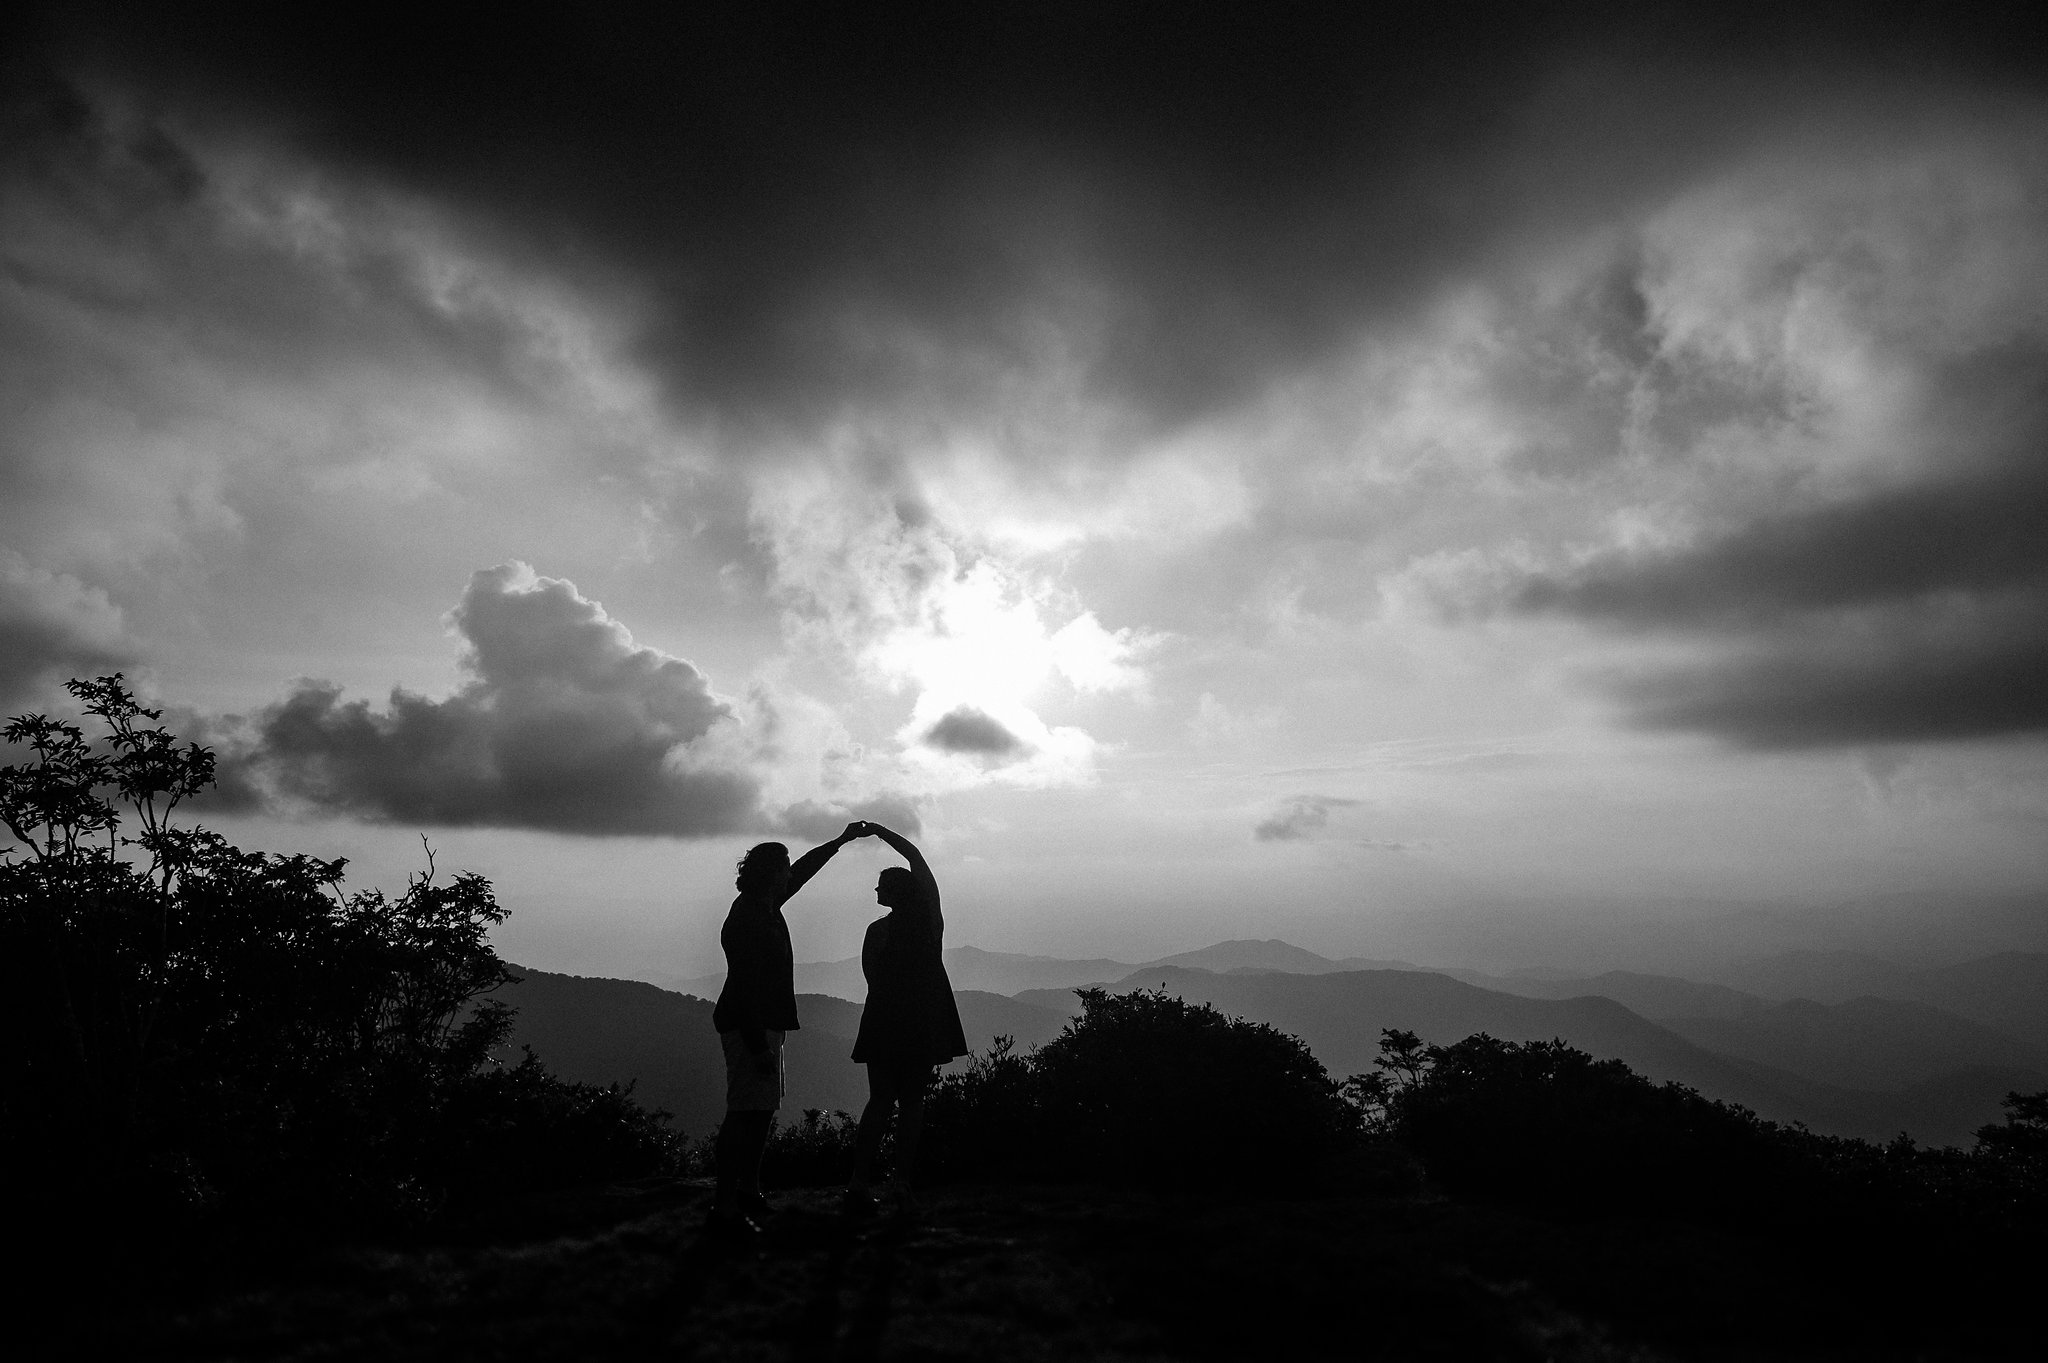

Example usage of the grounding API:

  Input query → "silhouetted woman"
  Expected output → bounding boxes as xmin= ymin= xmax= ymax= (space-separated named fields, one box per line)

xmin=710 ymin=824 xmax=865 ymax=1235
xmin=844 ymin=821 xmax=967 ymax=1214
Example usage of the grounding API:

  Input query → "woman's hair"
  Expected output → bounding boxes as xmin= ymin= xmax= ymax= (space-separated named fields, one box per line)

xmin=735 ymin=842 xmax=790 ymax=895
xmin=878 ymin=865 xmax=924 ymax=906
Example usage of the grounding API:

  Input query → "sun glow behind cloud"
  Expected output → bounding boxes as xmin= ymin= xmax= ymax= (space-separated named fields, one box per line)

xmin=879 ymin=559 xmax=1151 ymax=787
xmin=753 ymin=456 xmax=1155 ymax=796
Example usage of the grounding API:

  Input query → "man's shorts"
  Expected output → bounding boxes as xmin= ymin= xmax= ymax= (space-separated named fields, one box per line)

xmin=721 ymin=1028 xmax=787 ymax=1112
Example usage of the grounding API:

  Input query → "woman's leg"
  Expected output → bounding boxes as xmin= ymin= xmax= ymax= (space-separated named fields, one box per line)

xmin=893 ymin=1093 xmax=925 ymax=1189
xmin=850 ymin=1063 xmax=900 ymax=1191
xmin=890 ymin=1067 xmax=934 ymax=1191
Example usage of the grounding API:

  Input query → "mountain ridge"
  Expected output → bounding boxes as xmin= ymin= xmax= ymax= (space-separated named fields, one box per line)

xmin=503 ymin=952 xmax=2031 ymax=1148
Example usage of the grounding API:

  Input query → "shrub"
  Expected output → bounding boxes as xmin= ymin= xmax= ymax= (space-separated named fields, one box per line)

xmin=1362 ymin=1028 xmax=2048 ymax=1236
xmin=922 ymin=1034 xmax=1041 ymax=1181
xmin=425 ymin=1052 xmax=684 ymax=1209
xmin=759 ymin=1108 xmax=863 ymax=1186
xmin=923 ymin=987 xmax=1362 ymax=1188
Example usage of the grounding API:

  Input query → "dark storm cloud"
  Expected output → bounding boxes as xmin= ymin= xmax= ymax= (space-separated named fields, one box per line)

xmin=1255 ymin=794 xmax=1360 ymax=842
xmin=923 ymin=706 xmax=1023 ymax=756
xmin=1609 ymin=607 xmax=2048 ymax=748
xmin=1516 ymin=465 xmax=2048 ymax=746
xmin=24 ymin=3 xmax=2046 ymax=438
xmin=0 ymin=555 xmax=133 ymax=709
xmin=224 ymin=564 xmax=763 ymax=836
xmin=1518 ymin=470 xmax=2048 ymax=628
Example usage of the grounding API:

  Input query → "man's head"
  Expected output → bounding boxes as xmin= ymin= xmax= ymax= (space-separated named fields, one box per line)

xmin=736 ymin=842 xmax=791 ymax=898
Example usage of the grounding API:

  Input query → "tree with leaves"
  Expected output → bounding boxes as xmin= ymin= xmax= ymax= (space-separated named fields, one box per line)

xmin=3 ymin=677 xmax=673 ymax=1228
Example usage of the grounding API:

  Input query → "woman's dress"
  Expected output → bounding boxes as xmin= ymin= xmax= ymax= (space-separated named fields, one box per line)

xmin=851 ymin=900 xmax=968 ymax=1068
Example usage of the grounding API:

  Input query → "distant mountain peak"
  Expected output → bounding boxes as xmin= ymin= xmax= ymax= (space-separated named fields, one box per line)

xmin=1140 ymin=939 xmax=1341 ymax=974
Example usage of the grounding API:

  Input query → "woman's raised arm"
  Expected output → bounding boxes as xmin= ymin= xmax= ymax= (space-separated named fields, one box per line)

xmin=862 ymin=822 xmax=940 ymax=919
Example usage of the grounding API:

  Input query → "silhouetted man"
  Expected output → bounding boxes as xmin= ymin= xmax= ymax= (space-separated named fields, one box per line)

xmin=710 ymin=824 xmax=867 ymax=1235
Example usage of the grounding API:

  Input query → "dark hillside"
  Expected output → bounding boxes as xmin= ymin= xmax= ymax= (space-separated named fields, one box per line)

xmin=496 ymin=969 xmax=864 ymax=1137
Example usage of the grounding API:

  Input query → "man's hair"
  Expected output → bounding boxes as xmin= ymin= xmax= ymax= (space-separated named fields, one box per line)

xmin=735 ymin=842 xmax=790 ymax=895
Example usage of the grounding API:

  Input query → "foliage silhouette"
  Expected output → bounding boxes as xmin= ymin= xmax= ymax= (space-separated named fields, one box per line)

xmin=1359 ymin=1026 xmax=2048 ymax=1236
xmin=1 ymin=677 xmax=677 ymax=1233
xmin=922 ymin=987 xmax=1363 ymax=1186
xmin=919 ymin=987 xmax=2048 ymax=1250
xmin=1975 ymin=1087 xmax=2048 ymax=1170
xmin=757 ymin=1107 xmax=864 ymax=1186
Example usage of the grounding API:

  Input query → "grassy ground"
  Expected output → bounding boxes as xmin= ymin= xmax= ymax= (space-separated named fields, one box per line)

xmin=67 ymin=1167 xmax=2044 ymax=1362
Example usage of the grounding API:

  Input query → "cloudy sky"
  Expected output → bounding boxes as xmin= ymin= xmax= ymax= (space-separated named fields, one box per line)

xmin=6 ymin=4 xmax=2048 ymax=977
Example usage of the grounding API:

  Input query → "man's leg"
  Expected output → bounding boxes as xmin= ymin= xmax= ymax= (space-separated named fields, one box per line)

xmin=737 ymin=1110 xmax=773 ymax=1201
xmin=714 ymin=1028 xmax=780 ymax=1224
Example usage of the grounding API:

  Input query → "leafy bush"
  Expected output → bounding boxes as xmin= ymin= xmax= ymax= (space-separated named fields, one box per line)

xmin=1975 ymin=1088 xmax=2048 ymax=1172
xmin=922 ymin=1034 xmax=1042 ymax=1180
xmin=758 ymin=1108 xmax=864 ymax=1186
xmin=1359 ymin=1027 xmax=2048 ymax=1236
xmin=1 ymin=677 xmax=679 ymax=1233
xmin=923 ymin=987 xmax=1362 ymax=1188
xmin=425 ymin=1052 xmax=685 ymax=1208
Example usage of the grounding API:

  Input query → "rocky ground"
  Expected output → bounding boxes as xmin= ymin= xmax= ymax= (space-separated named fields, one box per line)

xmin=66 ymin=1169 xmax=2042 ymax=1362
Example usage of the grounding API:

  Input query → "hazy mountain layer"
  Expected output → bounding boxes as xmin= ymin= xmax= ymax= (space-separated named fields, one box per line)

xmin=670 ymin=937 xmax=1424 ymax=1002
xmin=499 ymin=967 xmax=1066 ymax=1137
xmin=1660 ymin=996 xmax=2048 ymax=1093
xmin=1704 ymin=950 xmax=2048 ymax=1048
xmin=1441 ymin=968 xmax=1767 ymax=1021
xmin=509 ymin=949 xmax=2037 ymax=1148
xmin=667 ymin=945 xmax=1135 ymax=1002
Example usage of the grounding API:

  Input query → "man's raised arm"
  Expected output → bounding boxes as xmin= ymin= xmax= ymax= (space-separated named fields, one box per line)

xmin=785 ymin=822 xmax=867 ymax=897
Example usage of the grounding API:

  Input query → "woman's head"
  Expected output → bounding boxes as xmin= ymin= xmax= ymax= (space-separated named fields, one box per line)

xmin=875 ymin=865 xmax=922 ymax=910
xmin=735 ymin=842 xmax=791 ymax=897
